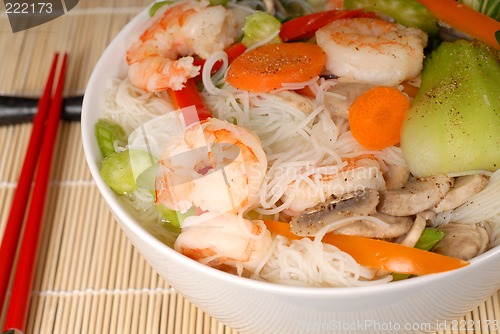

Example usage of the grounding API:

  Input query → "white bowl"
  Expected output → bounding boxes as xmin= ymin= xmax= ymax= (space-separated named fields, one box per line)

xmin=81 ymin=4 xmax=500 ymax=333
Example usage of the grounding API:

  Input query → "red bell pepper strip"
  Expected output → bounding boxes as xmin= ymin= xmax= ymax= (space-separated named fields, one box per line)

xmin=224 ymin=42 xmax=248 ymax=63
xmin=168 ymin=78 xmax=212 ymax=122
xmin=168 ymin=43 xmax=247 ymax=121
xmin=279 ymin=9 xmax=364 ymax=42
xmin=192 ymin=42 xmax=247 ymax=81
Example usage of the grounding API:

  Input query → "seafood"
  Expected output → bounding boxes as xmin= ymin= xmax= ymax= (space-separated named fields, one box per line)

xmin=155 ymin=117 xmax=267 ymax=214
xmin=126 ymin=0 xmax=241 ymax=91
xmin=174 ymin=212 xmax=272 ymax=275
xmin=315 ymin=17 xmax=427 ymax=86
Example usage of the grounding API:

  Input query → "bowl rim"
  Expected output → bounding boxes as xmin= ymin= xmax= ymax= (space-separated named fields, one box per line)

xmin=81 ymin=0 xmax=500 ymax=298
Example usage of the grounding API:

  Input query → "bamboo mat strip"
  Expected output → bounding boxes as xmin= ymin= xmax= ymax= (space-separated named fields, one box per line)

xmin=0 ymin=1 xmax=499 ymax=333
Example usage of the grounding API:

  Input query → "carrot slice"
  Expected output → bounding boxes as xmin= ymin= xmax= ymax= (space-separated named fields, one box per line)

xmin=348 ymin=86 xmax=410 ymax=150
xmin=226 ymin=42 xmax=326 ymax=92
xmin=263 ymin=220 xmax=468 ymax=276
xmin=416 ymin=0 xmax=500 ymax=50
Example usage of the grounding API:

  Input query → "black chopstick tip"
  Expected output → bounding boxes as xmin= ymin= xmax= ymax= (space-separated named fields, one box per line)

xmin=4 ymin=330 xmax=23 ymax=334
xmin=0 ymin=95 xmax=83 ymax=125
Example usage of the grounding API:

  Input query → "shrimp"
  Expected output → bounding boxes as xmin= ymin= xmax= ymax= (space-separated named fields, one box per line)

xmin=283 ymin=156 xmax=386 ymax=213
xmin=315 ymin=18 xmax=428 ymax=86
xmin=174 ymin=212 xmax=272 ymax=275
xmin=156 ymin=117 xmax=267 ymax=214
xmin=126 ymin=0 xmax=241 ymax=92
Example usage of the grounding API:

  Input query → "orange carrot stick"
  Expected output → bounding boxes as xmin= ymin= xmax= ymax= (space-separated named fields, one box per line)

xmin=263 ymin=220 xmax=468 ymax=276
xmin=348 ymin=86 xmax=410 ymax=150
xmin=226 ymin=42 xmax=326 ymax=93
xmin=416 ymin=0 xmax=500 ymax=49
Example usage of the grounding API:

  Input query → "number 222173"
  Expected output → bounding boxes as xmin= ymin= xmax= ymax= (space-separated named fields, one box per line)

xmin=5 ymin=2 xmax=53 ymax=14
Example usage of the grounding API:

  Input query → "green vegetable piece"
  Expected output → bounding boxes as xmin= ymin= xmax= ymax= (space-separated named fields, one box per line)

xmin=391 ymin=272 xmax=410 ymax=281
xmin=129 ymin=149 xmax=158 ymax=191
xmin=392 ymin=228 xmax=445 ymax=281
xmin=208 ymin=0 xmax=228 ymax=6
xmin=150 ymin=0 xmax=227 ymax=17
xmin=414 ymin=228 xmax=445 ymax=251
xmin=401 ymin=40 xmax=500 ymax=177
xmin=241 ymin=11 xmax=282 ymax=47
xmin=496 ymin=30 xmax=500 ymax=47
xmin=343 ymin=0 xmax=439 ymax=35
xmin=156 ymin=205 xmax=196 ymax=231
xmin=149 ymin=1 xmax=169 ymax=17
xmin=95 ymin=119 xmax=127 ymax=158
xmin=100 ymin=150 xmax=137 ymax=195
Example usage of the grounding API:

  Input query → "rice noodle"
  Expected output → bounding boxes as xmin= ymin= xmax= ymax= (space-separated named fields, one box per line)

xmin=314 ymin=78 xmax=339 ymax=105
xmin=434 ymin=169 xmax=500 ymax=226
xmin=276 ymin=76 xmax=322 ymax=92
xmin=253 ymin=216 xmax=392 ymax=287
xmin=103 ymin=78 xmax=174 ymax=135
xmin=202 ymin=50 xmax=228 ymax=94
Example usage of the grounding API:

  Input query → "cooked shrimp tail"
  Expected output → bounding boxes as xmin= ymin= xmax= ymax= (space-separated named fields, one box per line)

xmin=126 ymin=0 xmax=241 ymax=92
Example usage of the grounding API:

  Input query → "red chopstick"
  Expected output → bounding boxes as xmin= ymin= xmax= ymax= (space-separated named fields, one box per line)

xmin=0 ymin=54 xmax=60 ymax=310
xmin=1 ymin=53 xmax=68 ymax=333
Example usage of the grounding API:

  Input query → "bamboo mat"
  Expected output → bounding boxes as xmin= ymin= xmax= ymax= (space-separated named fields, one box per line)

xmin=0 ymin=1 xmax=498 ymax=333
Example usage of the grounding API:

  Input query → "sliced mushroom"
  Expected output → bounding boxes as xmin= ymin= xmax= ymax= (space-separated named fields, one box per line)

xmin=433 ymin=174 xmax=490 ymax=212
xmin=398 ymin=214 xmax=427 ymax=247
xmin=418 ymin=210 xmax=436 ymax=222
xmin=377 ymin=174 xmax=452 ymax=216
xmin=383 ymin=164 xmax=410 ymax=190
xmin=334 ymin=212 xmax=413 ymax=239
xmin=323 ymin=82 xmax=374 ymax=118
xmin=290 ymin=189 xmax=378 ymax=236
xmin=433 ymin=223 xmax=489 ymax=261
